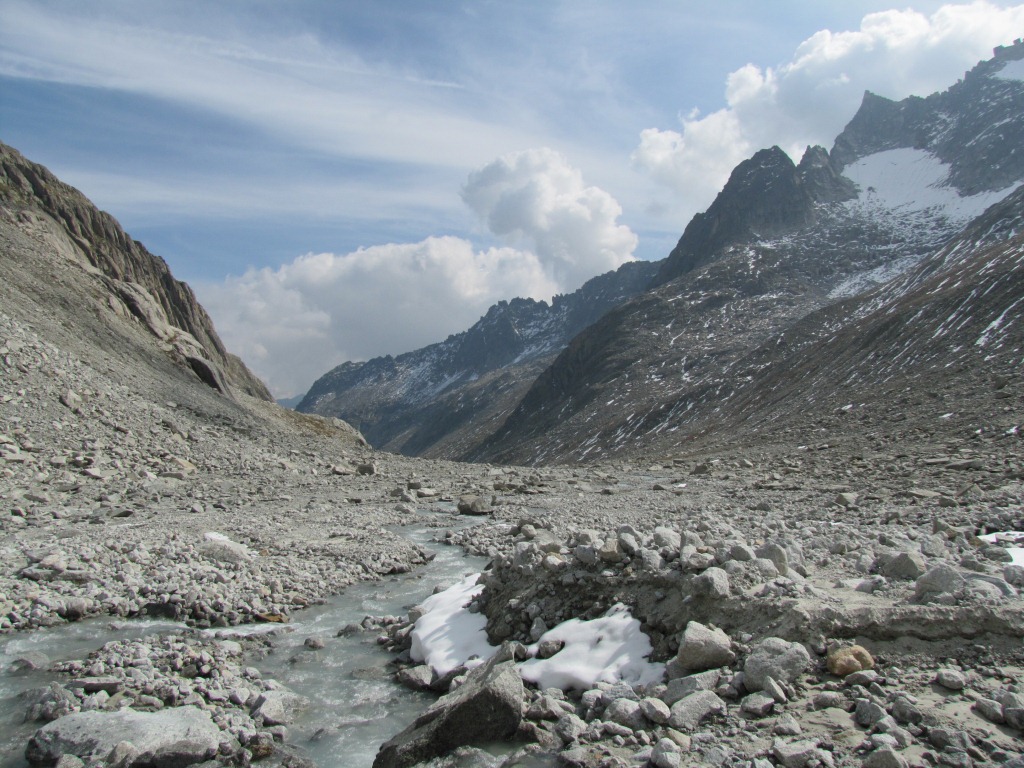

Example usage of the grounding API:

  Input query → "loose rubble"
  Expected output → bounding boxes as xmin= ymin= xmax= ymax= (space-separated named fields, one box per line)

xmin=3 ymin=268 xmax=1024 ymax=765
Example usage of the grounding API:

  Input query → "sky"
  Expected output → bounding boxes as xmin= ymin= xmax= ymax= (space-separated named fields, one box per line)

xmin=2 ymin=1 xmax=1023 ymax=397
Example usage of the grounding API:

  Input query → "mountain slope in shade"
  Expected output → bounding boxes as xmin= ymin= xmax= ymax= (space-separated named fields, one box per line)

xmin=469 ymin=44 xmax=1024 ymax=465
xmin=297 ymin=259 xmax=658 ymax=456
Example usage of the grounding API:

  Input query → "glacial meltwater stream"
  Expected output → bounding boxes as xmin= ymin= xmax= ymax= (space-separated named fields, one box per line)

xmin=0 ymin=513 xmax=532 ymax=768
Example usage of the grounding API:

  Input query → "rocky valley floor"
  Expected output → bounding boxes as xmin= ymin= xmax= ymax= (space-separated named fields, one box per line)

xmin=2 ymin=308 xmax=1023 ymax=768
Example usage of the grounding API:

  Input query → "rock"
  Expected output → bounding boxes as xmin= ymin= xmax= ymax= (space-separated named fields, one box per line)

xmin=862 ymin=747 xmax=908 ymax=768
xmin=604 ymin=697 xmax=645 ymax=730
xmin=836 ymin=491 xmax=859 ymax=508
xmin=251 ymin=689 xmax=308 ymax=726
xmin=854 ymin=699 xmax=887 ymax=727
xmin=640 ymin=697 xmax=671 ymax=725
xmin=756 ymin=543 xmax=789 ymax=576
xmin=935 ymin=668 xmax=966 ymax=691
xmin=396 ymin=665 xmax=434 ymax=692
xmin=826 ymin=645 xmax=874 ymax=677
xmin=457 ymin=495 xmax=490 ymax=516
xmin=914 ymin=565 xmax=965 ymax=602
xmin=198 ymin=533 xmax=252 ymax=564
xmin=741 ymin=692 xmax=776 ymax=717
xmin=554 ymin=712 xmax=587 ymax=743
xmin=743 ymin=638 xmax=810 ymax=692
xmin=651 ymin=737 xmax=682 ymax=768
xmin=667 ymin=690 xmax=726 ymax=731
xmin=772 ymin=739 xmax=834 ymax=768
xmin=691 ymin=567 xmax=730 ymax=599
xmin=663 ymin=670 xmax=722 ymax=704
xmin=669 ymin=621 xmax=735 ymax=675
xmin=26 ymin=707 xmax=219 ymax=766
xmin=881 ymin=551 xmax=926 ymax=580
xmin=372 ymin=654 xmax=523 ymax=768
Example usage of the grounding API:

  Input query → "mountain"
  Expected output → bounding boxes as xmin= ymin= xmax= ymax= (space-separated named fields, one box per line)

xmin=0 ymin=142 xmax=271 ymax=402
xmin=467 ymin=43 xmax=1024 ymax=465
xmin=297 ymin=259 xmax=658 ymax=456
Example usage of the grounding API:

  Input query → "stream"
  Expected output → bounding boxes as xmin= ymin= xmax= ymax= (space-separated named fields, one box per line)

xmin=0 ymin=512 xmax=520 ymax=768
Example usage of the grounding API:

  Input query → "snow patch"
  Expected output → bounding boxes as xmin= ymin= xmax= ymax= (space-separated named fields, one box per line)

xmin=829 ymin=254 xmax=923 ymax=300
xmin=995 ymin=58 xmax=1024 ymax=82
xmin=409 ymin=574 xmax=494 ymax=676
xmin=519 ymin=604 xmax=665 ymax=691
xmin=978 ymin=531 xmax=1024 ymax=567
xmin=411 ymin=579 xmax=665 ymax=692
xmin=842 ymin=148 xmax=1020 ymax=223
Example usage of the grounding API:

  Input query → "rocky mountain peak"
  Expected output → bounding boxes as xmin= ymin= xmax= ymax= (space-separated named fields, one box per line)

xmin=654 ymin=146 xmax=816 ymax=285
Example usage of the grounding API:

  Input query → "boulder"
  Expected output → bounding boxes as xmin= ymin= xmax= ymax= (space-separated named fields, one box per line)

xmin=373 ymin=652 xmax=523 ymax=768
xmin=251 ymin=689 xmax=308 ymax=726
xmin=826 ymin=645 xmax=874 ymax=677
xmin=26 ymin=707 xmax=219 ymax=766
xmin=744 ymin=638 xmax=810 ymax=692
xmin=667 ymin=690 xmax=726 ymax=731
xmin=691 ymin=567 xmax=730 ymax=599
xmin=668 ymin=621 xmax=735 ymax=675
xmin=914 ymin=565 xmax=964 ymax=603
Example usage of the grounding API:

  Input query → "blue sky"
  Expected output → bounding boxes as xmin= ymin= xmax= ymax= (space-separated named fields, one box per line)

xmin=2 ymin=1 xmax=1022 ymax=396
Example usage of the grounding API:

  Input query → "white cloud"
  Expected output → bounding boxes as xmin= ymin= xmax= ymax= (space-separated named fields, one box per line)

xmin=462 ymin=148 xmax=637 ymax=289
xmin=633 ymin=1 xmax=1024 ymax=218
xmin=198 ymin=237 xmax=558 ymax=398
xmin=202 ymin=148 xmax=638 ymax=397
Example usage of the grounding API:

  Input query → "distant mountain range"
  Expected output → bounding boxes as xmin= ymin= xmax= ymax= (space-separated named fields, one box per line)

xmin=302 ymin=42 xmax=1024 ymax=464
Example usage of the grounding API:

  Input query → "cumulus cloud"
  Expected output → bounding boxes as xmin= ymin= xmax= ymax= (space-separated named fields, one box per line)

xmin=462 ymin=148 xmax=637 ymax=289
xmin=633 ymin=1 xmax=1024 ymax=217
xmin=201 ymin=148 xmax=638 ymax=397
xmin=199 ymin=237 xmax=559 ymax=398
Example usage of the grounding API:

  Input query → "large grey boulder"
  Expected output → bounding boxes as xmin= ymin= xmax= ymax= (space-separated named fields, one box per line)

xmin=26 ymin=707 xmax=219 ymax=766
xmin=744 ymin=638 xmax=810 ymax=692
xmin=372 ymin=652 xmax=523 ymax=768
xmin=668 ymin=621 xmax=735 ymax=676
xmin=667 ymin=690 xmax=727 ymax=731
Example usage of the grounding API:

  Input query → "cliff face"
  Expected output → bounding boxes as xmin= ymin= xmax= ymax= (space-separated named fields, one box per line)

xmin=0 ymin=142 xmax=271 ymax=401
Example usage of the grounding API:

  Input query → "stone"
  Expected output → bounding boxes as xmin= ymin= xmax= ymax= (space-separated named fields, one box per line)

xmin=669 ymin=621 xmax=735 ymax=675
xmin=935 ymin=668 xmax=966 ymax=691
xmin=663 ymin=670 xmax=722 ymax=704
xmin=457 ymin=495 xmax=490 ymax=516
xmin=372 ymin=654 xmax=523 ymax=768
xmin=914 ymin=565 xmax=965 ymax=602
xmin=854 ymin=698 xmax=888 ymax=727
xmin=251 ymin=689 xmax=309 ymax=726
xmin=881 ymin=551 xmax=926 ymax=580
xmin=691 ymin=567 xmax=730 ymax=599
xmin=741 ymin=692 xmax=776 ymax=717
xmin=862 ymin=747 xmax=908 ymax=768
xmin=743 ymin=638 xmax=810 ymax=692
xmin=604 ymin=697 xmax=645 ymax=730
xmin=756 ymin=543 xmax=789 ymax=576
xmin=198 ymin=533 xmax=252 ymax=564
xmin=772 ymin=739 xmax=833 ymax=768
xmin=639 ymin=697 xmax=671 ymax=725
xmin=651 ymin=737 xmax=682 ymax=768
xmin=26 ymin=707 xmax=219 ymax=766
xmin=773 ymin=713 xmax=802 ymax=736
xmin=667 ymin=690 xmax=727 ymax=731
xmin=554 ymin=712 xmax=587 ymax=743
xmin=826 ymin=645 xmax=874 ymax=677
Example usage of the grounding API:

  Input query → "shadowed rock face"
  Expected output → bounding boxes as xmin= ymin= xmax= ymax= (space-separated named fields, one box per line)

xmin=0 ymin=142 xmax=271 ymax=401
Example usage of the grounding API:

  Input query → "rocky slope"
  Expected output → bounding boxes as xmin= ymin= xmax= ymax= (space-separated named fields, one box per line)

xmin=469 ymin=44 xmax=1024 ymax=466
xmin=297 ymin=259 xmax=658 ymax=456
xmin=0 ymin=142 xmax=271 ymax=402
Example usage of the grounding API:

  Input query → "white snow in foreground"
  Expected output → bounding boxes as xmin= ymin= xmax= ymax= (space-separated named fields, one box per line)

xmin=519 ymin=604 xmax=665 ymax=691
xmin=978 ymin=531 xmax=1024 ymax=567
xmin=410 ymin=578 xmax=665 ymax=691
xmin=842 ymin=148 xmax=1020 ymax=222
xmin=996 ymin=57 xmax=1024 ymax=82
xmin=409 ymin=574 xmax=494 ymax=676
